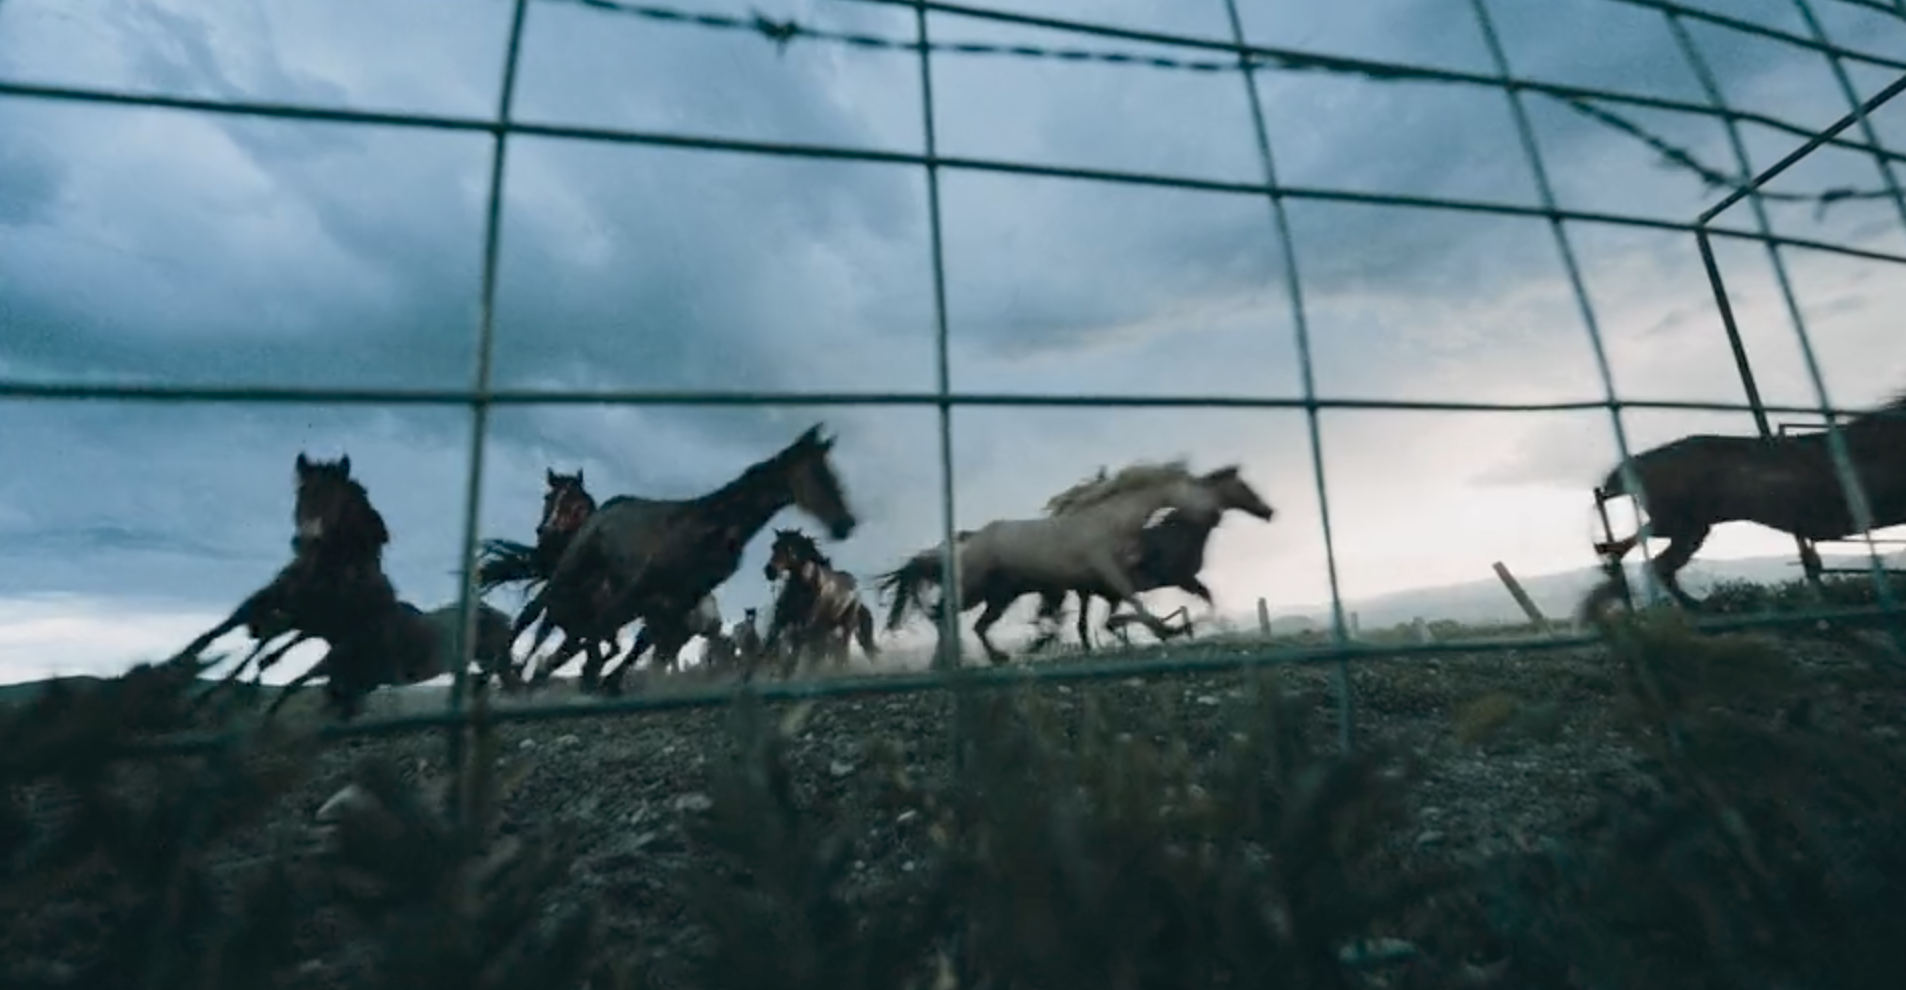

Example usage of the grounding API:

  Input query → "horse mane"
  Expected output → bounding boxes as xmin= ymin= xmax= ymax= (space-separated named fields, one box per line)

xmin=775 ymin=527 xmax=833 ymax=569
xmin=354 ymin=482 xmax=392 ymax=546
xmin=1043 ymin=459 xmax=1194 ymax=516
xmin=304 ymin=476 xmax=391 ymax=549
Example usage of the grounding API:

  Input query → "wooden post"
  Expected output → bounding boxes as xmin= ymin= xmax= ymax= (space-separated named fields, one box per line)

xmin=1257 ymin=597 xmax=1271 ymax=636
xmin=1492 ymin=561 xmax=1552 ymax=634
xmin=1412 ymin=616 xmax=1433 ymax=643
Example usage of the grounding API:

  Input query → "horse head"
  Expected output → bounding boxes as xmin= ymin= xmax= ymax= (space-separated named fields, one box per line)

xmin=776 ymin=424 xmax=857 ymax=541
xmin=294 ymin=451 xmax=390 ymax=561
xmin=537 ymin=467 xmax=596 ymax=550
xmin=765 ymin=526 xmax=828 ymax=582
xmin=1197 ymin=465 xmax=1275 ymax=522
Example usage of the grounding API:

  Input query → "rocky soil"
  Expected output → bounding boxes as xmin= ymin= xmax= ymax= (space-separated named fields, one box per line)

xmin=12 ymin=625 xmax=1906 ymax=988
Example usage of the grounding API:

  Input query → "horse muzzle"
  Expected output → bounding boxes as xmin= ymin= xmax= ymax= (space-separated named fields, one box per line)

xmin=828 ymin=516 xmax=857 ymax=541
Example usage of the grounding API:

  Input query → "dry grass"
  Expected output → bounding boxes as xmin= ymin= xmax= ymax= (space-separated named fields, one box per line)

xmin=8 ymin=607 xmax=1906 ymax=988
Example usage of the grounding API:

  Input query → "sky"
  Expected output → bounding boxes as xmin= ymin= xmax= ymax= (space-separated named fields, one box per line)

xmin=3 ymin=0 xmax=1906 ymax=683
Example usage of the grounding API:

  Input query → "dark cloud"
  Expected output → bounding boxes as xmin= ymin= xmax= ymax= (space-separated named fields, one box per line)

xmin=2 ymin=0 xmax=1900 ymax=675
xmin=0 ymin=133 xmax=63 ymax=226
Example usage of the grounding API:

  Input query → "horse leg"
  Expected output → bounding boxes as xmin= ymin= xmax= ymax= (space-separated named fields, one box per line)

xmin=1077 ymin=592 xmax=1097 ymax=651
xmin=1651 ymin=526 xmax=1712 ymax=611
xmin=854 ymin=604 xmax=881 ymax=661
xmin=831 ymin=625 xmax=852 ymax=671
xmin=1026 ymin=591 xmax=1067 ymax=654
xmin=1180 ymin=577 xmax=1215 ymax=609
xmin=1580 ymin=533 xmax=1639 ymax=624
xmin=475 ymin=620 xmax=525 ymax=694
xmin=1085 ymin=553 xmax=1178 ymax=641
xmin=531 ymin=637 xmax=587 ymax=689
xmin=266 ymin=650 xmax=336 ymax=719
xmin=252 ymin=631 xmax=316 ymax=682
xmin=198 ymin=632 xmax=285 ymax=706
xmin=971 ymin=596 xmax=1013 ymax=666
xmin=1160 ymin=605 xmax=1193 ymax=640
xmin=167 ymin=587 xmax=274 ymax=666
xmin=927 ymin=599 xmax=960 ymax=670
xmin=1593 ymin=532 xmax=1641 ymax=560
xmin=579 ymin=637 xmax=611 ymax=693
xmin=602 ymin=626 xmax=654 ymax=695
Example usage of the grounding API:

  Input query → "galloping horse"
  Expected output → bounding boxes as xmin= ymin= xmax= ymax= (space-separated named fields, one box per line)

xmin=171 ymin=453 xmax=395 ymax=679
xmin=477 ymin=467 xmax=623 ymax=686
xmin=184 ymin=455 xmax=515 ymax=720
xmin=510 ymin=424 xmax=859 ymax=694
xmin=761 ymin=527 xmax=880 ymax=677
xmin=876 ymin=461 xmax=1269 ymax=666
xmin=262 ymin=597 xmax=523 ymax=720
xmin=1029 ymin=496 xmax=1270 ymax=652
xmin=1581 ymin=389 xmax=1906 ymax=619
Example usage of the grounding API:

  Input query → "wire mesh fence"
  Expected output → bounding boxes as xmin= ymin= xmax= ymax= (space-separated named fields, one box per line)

xmin=5 ymin=0 xmax=1906 ymax=763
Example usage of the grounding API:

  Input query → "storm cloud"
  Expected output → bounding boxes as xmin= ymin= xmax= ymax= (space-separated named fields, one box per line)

xmin=4 ymin=0 xmax=1906 ymax=680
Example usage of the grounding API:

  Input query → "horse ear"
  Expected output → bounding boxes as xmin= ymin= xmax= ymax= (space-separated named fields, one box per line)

xmin=546 ymin=467 xmax=558 ymax=486
xmin=296 ymin=452 xmax=311 ymax=475
xmin=339 ymin=454 xmax=351 ymax=476
xmin=577 ymin=467 xmax=585 ymax=485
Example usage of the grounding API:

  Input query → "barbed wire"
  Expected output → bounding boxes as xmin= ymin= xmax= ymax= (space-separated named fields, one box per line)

xmin=1558 ymin=97 xmax=1902 ymax=219
xmin=546 ymin=0 xmax=1905 ymax=217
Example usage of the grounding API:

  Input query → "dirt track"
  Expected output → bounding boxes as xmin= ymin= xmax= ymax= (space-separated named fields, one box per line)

xmin=15 ymin=625 xmax=1906 ymax=987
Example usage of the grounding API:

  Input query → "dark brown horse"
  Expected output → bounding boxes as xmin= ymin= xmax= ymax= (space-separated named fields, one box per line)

xmin=170 ymin=453 xmax=395 ymax=674
xmin=510 ymin=424 xmax=859 ymax=693
xmin=876 ymin=462 xmax=1272 ymax=666
xmin=1581 ymin=391 xmax=1906 ymax=618
xmin=477 ymin=467 xmax=599 ymax=592
xmin=1027 ymin=502 xmax=1253 ymax=652
xmin=479 ymin=467 xmax=736 ymax=693
xmin=760 ymin=527 xmax=880 ymax=677
xmin=595 ymin=591 xmax=728 ymax=694
xmin=476 ymin=467 xmax=623 ymax=685
xmin=263 ymin=597 xmax=523 ymax=720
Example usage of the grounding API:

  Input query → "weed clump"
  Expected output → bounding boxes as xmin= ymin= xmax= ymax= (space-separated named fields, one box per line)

xmin=1471 ymin=610 xmax=1906 ymax=990
xmin=688 ymin=675 xmax=1457 ymax=989
xmin=1 ymin=662 xmax=605 ymax=990
xmin=11 ymin=605 xmax=1906 ymax=990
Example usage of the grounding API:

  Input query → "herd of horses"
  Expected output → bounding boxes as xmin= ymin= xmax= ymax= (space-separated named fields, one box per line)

xmin=161 ymin=384 xmax=1906 ymax=721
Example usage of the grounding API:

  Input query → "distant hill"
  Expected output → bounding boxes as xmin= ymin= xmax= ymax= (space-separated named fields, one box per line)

xmin=1256 ymin=551 xmax=1896 ymax=633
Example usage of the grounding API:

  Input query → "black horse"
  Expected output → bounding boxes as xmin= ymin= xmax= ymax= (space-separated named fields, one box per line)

xmin=510 ymin=425 xmax=859 ymax=693
xmin=1582 ymin=390 xmax=1906 ymax=619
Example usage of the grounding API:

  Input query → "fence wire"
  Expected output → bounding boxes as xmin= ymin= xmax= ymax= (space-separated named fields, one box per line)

xmin=5 ymin=0 xmax=1906 ymax=760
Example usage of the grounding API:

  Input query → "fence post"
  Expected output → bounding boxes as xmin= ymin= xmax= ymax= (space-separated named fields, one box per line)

xmin=1492 ymin=561 xmax=1553 ymax=636
xmin=1256 ymin=597 xmax=1271 ymax=636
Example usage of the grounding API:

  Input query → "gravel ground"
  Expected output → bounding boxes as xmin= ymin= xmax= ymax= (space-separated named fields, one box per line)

xmin=13 ymin=623 xmax=1906 ymax=987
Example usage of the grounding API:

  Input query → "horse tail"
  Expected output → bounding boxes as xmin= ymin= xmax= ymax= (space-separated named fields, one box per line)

xmin=477 ymin=538 xmax=544 ymax=595
xmin=874 ymin=548 xmax=943 ymax=632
